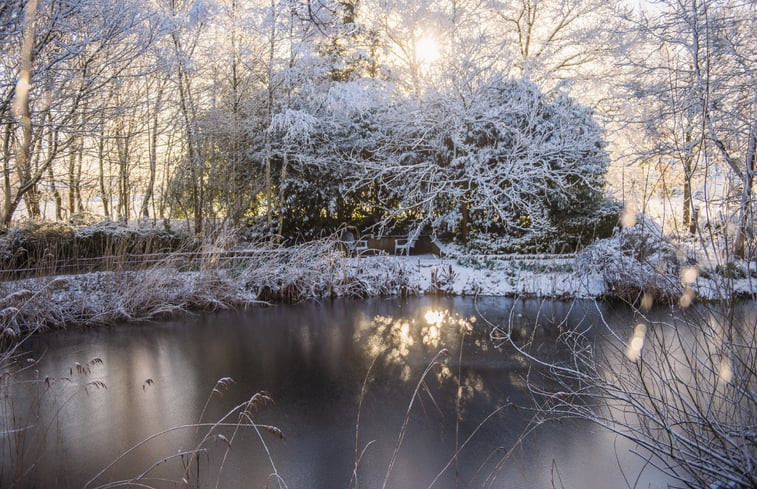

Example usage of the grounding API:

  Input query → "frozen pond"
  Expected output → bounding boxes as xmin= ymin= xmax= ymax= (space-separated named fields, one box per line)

xmin=2 ymin=297 xmax=674 ymax=488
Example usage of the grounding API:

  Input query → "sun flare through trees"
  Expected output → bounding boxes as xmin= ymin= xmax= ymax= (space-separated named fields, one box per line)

xmin=0 ymin=0 xmax=753 ymax=255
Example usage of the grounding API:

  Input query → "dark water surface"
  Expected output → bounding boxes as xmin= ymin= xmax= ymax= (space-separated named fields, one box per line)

xmin=2 ymin=297 xmax=674 ymax=488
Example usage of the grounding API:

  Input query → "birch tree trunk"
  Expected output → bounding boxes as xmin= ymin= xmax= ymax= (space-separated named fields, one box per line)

xmin=3 ymin=0 xmax=40 ymax=225
xmin=2 ymin=120 xmax=13 ymax=225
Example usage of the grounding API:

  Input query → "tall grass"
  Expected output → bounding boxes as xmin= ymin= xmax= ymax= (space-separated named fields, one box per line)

xmin=84 ymin=380 xmax=286 ymax=489
xmin=1 ymin=364 xmax=287 ymax=489
xmin=0 ymin=220 xmax=193 ymax=279
xmin=1 ymin=355 xmax=108 ymax=488
xmin=0 ymin=231 xmax=418 ymax=347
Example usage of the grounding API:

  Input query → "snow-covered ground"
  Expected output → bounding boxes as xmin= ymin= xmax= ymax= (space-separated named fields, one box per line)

xmin=378 ymin=254 xmax=755 ymax=299
xmin=388 ymin=253 xmax=607 ymax=298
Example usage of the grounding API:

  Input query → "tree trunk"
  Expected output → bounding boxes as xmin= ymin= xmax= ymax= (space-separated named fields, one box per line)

xmin=460 ymin=200 xmax=469 ymax=244
xmin=98 ymin=123 xmax=110 ymax=219
xmin=68 ymin=141 xmax=79 ymax=215
xmin=4 ymin=0 xmax=40 ymax=226
xmin=682 ymin=164 xmax=696 ymax=234
xmin=264 ymin=0 xmax=277 ymax=232
xmin=682 ymin=170 xmax=692 ymax=231
xmin=2 ymin=122 xmax=13 ymax=225
xmin=173 ymin=31 xmax=202 ymax=234
xmin=141 ymin=82 xmax=163 ymax=219
xmin=228 ymin=0 xmax=242 ymax=226
xmin=682 ymin=137 xmax=694 ymax=235
xmin=68 ymin=102 xmax=86 ymax=216
xmin=276 ymin=153 xmax=288 ymax=240
xmin=734 ymin=129 xmax=755 ymax=258
xmin=48 ymin=163 xmax=62 ymax=221
xmin=158 ymin=132 xmax=174 ymax=220
xmin=114 ymin=118 xmax=131 ymax=221
xmin=22 ymin=152 xmax=41 ymax=219
xmin=75 ymin=141 xmax=84 ymax=211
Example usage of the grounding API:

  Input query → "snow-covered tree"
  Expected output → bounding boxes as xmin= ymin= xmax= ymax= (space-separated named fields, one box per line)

xmin=617 ymin=0 xmax=756 ymax=256
xmin=1 ymin=0 xmax=162 ymax=225
xmin=277 ymin=78 xmax=399 ymax=239
xmin=346 ymin=77 xmax=610 ymax=251
xmin=488 ymin=0 xmax=614 ymax=86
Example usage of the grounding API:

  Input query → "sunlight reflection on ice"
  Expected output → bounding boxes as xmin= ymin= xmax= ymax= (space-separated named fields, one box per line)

xmin=354 ymin=307 xmax=488 ymax=399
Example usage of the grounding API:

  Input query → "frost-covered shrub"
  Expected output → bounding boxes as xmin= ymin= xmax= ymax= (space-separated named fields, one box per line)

xmin=242 ymin=239 xmax=418 ymax=301
xmin=429 ymin=264 xmax=457 ymax=295
xmin=67 ymin=211 xmax=102 ymax=226
xmin=713 ymin=262 xmax=757 ymax=279
xmin=0 ymin=221 xmax=76 ymax=270
xmin=73 ymin=220 xmax=191 ymax=257
xmin=577 ymin=216 xmax=685 ymax=301
xmin=459 ymin=198 xmax=621 ymax=254
xmin=0 ymin=220 xmax=193 ymax=272
xmin=550 ymin=198 xmax=622 ymax=252
xmin=371 ymin=77 xmax=610 ymax=248
xmin=465 ymin=230 xmax=552 ymax=254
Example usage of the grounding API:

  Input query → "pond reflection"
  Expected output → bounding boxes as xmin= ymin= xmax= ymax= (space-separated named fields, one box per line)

xmin=354 ymin=306 xmax=495 ymax=436
xmin=355 ymin=307 xmax=485 ymax=387
xmin=2 ymin=297 xmax=675 ymax=489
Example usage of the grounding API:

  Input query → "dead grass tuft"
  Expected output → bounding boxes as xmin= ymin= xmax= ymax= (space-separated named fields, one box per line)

xmin=1 ymin=231 xmax=418 ymax=348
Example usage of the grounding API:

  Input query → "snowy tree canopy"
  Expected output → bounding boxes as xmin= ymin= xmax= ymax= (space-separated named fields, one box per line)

xmin=345 ymin=77 xmax=610 ymax=251
xmin=1 ymin=0 xmax=751 ymax=257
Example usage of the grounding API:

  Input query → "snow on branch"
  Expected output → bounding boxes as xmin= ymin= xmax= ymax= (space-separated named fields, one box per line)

xmin=268 ymin=108 xmax=320 ymax=144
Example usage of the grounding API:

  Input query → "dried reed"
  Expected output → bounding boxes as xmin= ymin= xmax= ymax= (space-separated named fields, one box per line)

xmin=0 ymin=232 xmax=418 ymax=348
xmin=85 ymin=381 xmax=286 ymax=489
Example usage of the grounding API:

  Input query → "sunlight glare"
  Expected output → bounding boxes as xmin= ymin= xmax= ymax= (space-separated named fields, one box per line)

xmin=400 ymin=321 xmax=410 ymax=338
xmin=621 ymin=202 xmax=637 ymax=228
xmin=679 ymin=287 xmax=695 ymax=308
xmin=415 ymin=35 xmax=441 ymax=66
xmin=424 ymin=309 xmax=445 ymax=326
xmin=680 ymin=266 xmax=698 ymax=284
xmin=640 ymin=292 xmax=653 ymax=311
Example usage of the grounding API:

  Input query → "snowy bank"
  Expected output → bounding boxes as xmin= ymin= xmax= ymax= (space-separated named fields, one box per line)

xmin=0 ymin=241 xmax=418 ymax=343
xmin=1 ymin=248 xmax=754 ymax=346
xmin=375 ymin=254 xmax=754 ymax=300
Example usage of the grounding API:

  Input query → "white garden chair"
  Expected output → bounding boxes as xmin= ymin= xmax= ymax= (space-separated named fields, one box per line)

xmin=346 ymin=238 xmax=369 ymax=256
xmin=394 ymin=236 xmax=416 ymax=256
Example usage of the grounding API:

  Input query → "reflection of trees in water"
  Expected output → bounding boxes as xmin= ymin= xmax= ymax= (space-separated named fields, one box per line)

xmin=353 ymin=308 xmax=490 ymax=403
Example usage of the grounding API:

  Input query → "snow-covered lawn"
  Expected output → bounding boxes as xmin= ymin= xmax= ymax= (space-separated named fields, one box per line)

xmin=386 ymin=253 xmax=607 ymax=298
xmin=376 ymin=253 xmax=754 ymax=299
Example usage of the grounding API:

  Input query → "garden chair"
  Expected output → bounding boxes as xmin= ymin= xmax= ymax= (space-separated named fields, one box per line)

xmin=341 ymin=226 xmax=369 ymax=256
xmin=394 ymin=235 xmax=417 ymax=256
xmin=346 ymin=237 xmax=369 ymax=256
